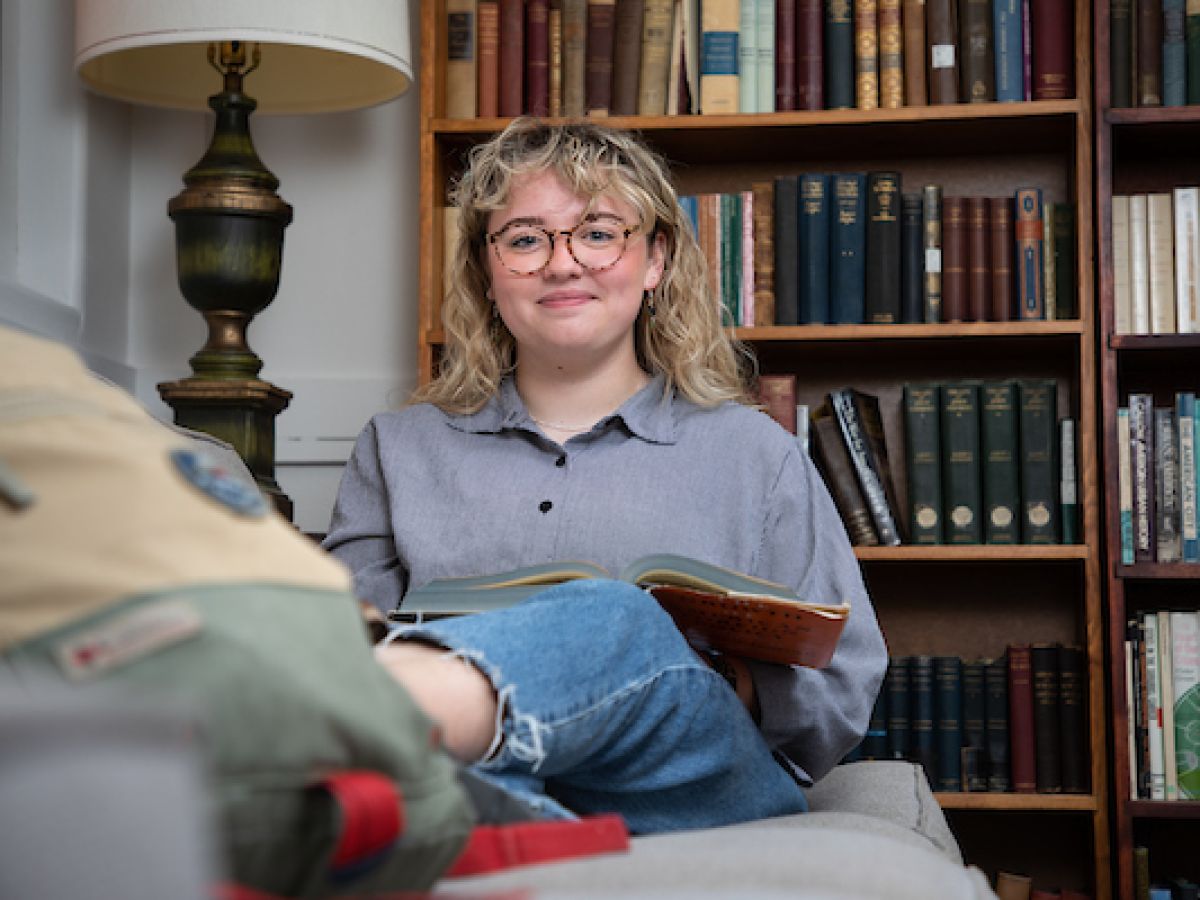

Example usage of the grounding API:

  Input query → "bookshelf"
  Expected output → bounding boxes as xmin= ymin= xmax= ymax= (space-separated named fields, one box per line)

xmin=1095 ymin=3 xmax=1200 ymax=893
xmin=418 ymin=0 xmax=1106 ymax=894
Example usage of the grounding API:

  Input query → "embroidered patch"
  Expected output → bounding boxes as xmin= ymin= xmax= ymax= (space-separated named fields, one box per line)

xmin=54 ymin=599 xmax=204 ymax=682
xmin=170 ymin=447 xmax=267 ymax=518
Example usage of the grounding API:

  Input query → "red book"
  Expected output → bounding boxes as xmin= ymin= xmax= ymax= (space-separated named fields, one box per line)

xmin=526 ymin=0 xmax=551 ymax=115
xmin=477 ymin=0 xmax=501 ymax=117
xmin=758 ymin=374 xmax=798 ymax=434
xmin=989 ymin=197 xmax=1015 ymax=321
xmin=585 ymin=0 xmax=617 ymax=113
xmin=966 ymin=196 xmax=991 ymax=321
xmin=1008 ymin=644 xmax=1037 ymax=793
xmin=498 ymin=0 xmax=526 ymax=115
xmin=796 ymin=0 xmax=824 ymax=109
xmin=941 ymin=196 xmax=968 ymax=322
xmin=775 ymin=0 xmax=797 ymax=110
xmin=1030 ymin=0 xmax=1073 ymax=99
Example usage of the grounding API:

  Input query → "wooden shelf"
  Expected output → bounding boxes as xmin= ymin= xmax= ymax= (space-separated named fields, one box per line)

xmin=1109 ymin=333 xmax=1200 ymax=351
xmin=937 ymin=793 xmax=1099 ymax=812
xmin=1115 ymin=562 xmax=1200 ymax=581
xmin=857 ymin=545 xmax=1089 ymax=563
xmin=1126 ymin=800 xmax=1200 ymax=819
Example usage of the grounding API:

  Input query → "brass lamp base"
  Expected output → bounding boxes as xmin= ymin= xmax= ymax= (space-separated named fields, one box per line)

xmin=158 ymin=375 xmax=294 ymax=521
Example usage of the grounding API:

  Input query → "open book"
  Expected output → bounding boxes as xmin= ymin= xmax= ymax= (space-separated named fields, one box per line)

xmin=388 ymin=553 xmax=849 ymax=669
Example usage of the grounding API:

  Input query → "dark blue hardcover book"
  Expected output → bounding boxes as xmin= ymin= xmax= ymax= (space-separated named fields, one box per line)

xmin=962 ymin=659 xmax=988 ymax=790
xmin=829 ymin=173 xmax=867 ymax=324
xmin=798 ymin=173 xmax=831 ymax=324
xmin=773 ymin=175 xmax=801 ymax=324
xmin=865 ymin=171 xmax=902 ymax=323
xmin=1164 ymin=0 xmax=1188 ymax=106
xmin=824 ymin=0 xmax=854 ymax=109
xmin=863 ymin=683 xmax=889 ymax=758
xmin=935 ymin=655 xmax=964 ymax=791
xmin=886 ymin=656 xmax=912 ymax=760
xmin=984 ymin=656 xmax=1010 ymax=791
xmin=679 ymin=194 xmax=699 ymax=240
xmin=910 ymin=655 xmax=937 ymax=786
xmin=992 ymin=0 xmax=1024 ymax=101
xmin=900 ymin=192 xmax=924 ymax=323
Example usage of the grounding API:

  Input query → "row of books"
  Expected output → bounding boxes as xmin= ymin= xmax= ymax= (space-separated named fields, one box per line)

xmin=683 ymin=177 xmax=1075 ymax=327
xmin=1117 ymin=393 xmax=1199 ymax=564
xmin=1123 ymin=609 xmax=1200 ymax=801
xmin=1109 ymin=0 xmax=1200 ymax=108
xmin=902 ymin=379 xmax=1077 ymax=546
xmin=442 ymin=0 xmax=1075 ymax=119
xmin=850 ymin=645 xmax=1088 ymax=795
xmin=1112 ymin=190 xmax=1200 ymax=336
xmin=1133 ymin=846 xmax=1200 ymax=900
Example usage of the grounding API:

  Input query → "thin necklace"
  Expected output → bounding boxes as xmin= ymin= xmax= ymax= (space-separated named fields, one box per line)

xmin=530 ymin=415 xmax=595 ymax=433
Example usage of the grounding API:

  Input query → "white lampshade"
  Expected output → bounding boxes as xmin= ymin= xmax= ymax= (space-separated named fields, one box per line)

xmin=74 ymin=0 xmax=413 ymax=114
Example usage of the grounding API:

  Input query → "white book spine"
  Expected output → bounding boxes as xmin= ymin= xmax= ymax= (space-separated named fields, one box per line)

xmin=738 ymin=0 xmax=757 ymax=112
xmin=1168 ymin=610 xmax=1200 ymax=799
xmin=755 ymin=0 xmax=775 ymax=112
xmin=1145 ymin=612 xmax=1166 ymax=799
xmin=1125 ymin=638 xmax=1139 ymax=799
xmin=1130 ymin=194 xmax=1152 ymax=334
xmin=740 ymin=189 xmax=755 ymax=325
xmin=1113 ymin=195 xmax=1133 ymax=335
xmin=1159 ymin=610 xmax=1178 ymax=799
xmin=1148 ymin=192 xmax=1178 ymax=334
xmin=1173 ymin=186 xmax=1200 ymax=333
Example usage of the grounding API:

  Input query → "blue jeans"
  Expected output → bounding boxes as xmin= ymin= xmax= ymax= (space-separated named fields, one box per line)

xmin=393 ymin=579 xmax=808 ymax=834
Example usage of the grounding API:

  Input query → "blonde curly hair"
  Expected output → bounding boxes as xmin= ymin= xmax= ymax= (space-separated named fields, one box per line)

xmin=413 ymin=118 xmax=755 ymax=413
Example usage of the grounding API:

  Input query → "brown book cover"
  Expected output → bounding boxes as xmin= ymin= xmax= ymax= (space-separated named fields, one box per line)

xmin=1136 ymin=0 xmax=1163 ymax=105
xmin=775 ymin=0 xmax=798 ymax=110
xmin=752 ymin=181 xmax=776 ymax=326
xmin=446 ymin=0 xmax=479 ymax=119
xmin=585 ymin=0 xmax=618 ymax=113
xmin=966 ymin=196 xmax=991 ymax=320
xmin=638 ymin=0 xmax=675 ymax=114
xmin=941 ymin=196 xmax=968 ymax=322
xmin=855 ymin=0 xmax=880 ymax=108
xmin=611 ymin=0 xmax=645 ymax=114
xmin=1031 ymin=0 xmax=1073 ymax=100
xmin=902 ymin=0 xmax=928 ymax=104
xmin=988 ymin=196 xmax=1014 ymax=321
xmin=526 ymin=0 xmax=551 ymax=115
xmin=477 ymin=0 xmax=501 ymax=117
xmin=395 ymin=554 xmax=851 ymax=668
xmin=958 ymin=0 xmax=995 ymax=101
xmin=549 ymin=0 xmax=564 ymax=115
xmin=1007 ymin=643 xmax=1037 ymax=793
xmin=878 ymin=0 xmax=904 ymax=107
xmin=811 ymin=408 xmax=881 ymax=546
xmin=561 ymin=0 xmax=588 ymax=115
xmin=995 ymin=872 xmax=1033 ymax=900
xmin=797 ymin=0 xmax=826 ymax=108
xmin=698 ymin=194 xmax=722 ymax=305
xmin=925 ymin=0 xmax=959 ymax=103
xmin=758 ymin=374 xmax=798 ymax=434
xmin=499 ymin=0 xmax=527 ymax=115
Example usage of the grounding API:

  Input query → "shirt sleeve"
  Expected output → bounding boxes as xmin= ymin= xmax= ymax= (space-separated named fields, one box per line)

xmin=322 ymin=417 xmax=408 ymax=614
xmin=745 ymin=444 xmax=888 ymax=785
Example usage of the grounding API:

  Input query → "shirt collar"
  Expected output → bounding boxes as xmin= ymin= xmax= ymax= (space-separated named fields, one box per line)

xmin=448 ymin=374 xmax=678 ymax=444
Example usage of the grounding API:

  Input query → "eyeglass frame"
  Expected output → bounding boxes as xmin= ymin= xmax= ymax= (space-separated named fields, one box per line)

xmin=485 ymin=217 xmax=642 ymax=276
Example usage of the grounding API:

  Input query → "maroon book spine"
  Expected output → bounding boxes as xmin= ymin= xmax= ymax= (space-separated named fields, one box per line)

xmin=477 ymin=0 xmax=501 ymax=117
xmin=1030 ymin=0 xmax=1073 ymax=99
xmin=775 ymin=0 xmax=798 ymax=110
xmin=941 ymin=196 xmax=968 ymax=322
xmin=989 ymin=196 xmax=1015 ymax=321
xmin=1008 ymin=644 xmax=1038 ymax=793
xmin=796 ymin=0 xmax=825 ymax=109
xmin=526 ymin=0 xmax=551 ymax=115
xmin=499 ymin=0 xmax=526 ymax=115
xmin=966 ymin=196 xmax=991 ymax=321
xmin=585 ymin=0 xmax=617 ymax=113
xmin=610 ymin=0 xmax=645 ymax=115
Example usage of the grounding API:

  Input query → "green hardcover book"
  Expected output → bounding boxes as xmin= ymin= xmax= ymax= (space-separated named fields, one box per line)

xmin=720 ymin=192 xmax=742 ymax=326
xmin=940 ymin=381 xmax=984 ymax=544
xmin=962 ymin=659 xmax=988 ymax=791
xmin=910 ymin=655 xmax=937 ymax=786
xmin=934 ymin=655 xmax=964 ymax=791
xmin=1018 ymin=379 xmax=1060 ymax=544
xmin=981 ymin=380 xmax=1020 ymax=544
xmin=1190 ymin=0 xmax=1200 ymax=103
xmin=886 ymin=655 xmax=911 ymax=760
xmin=1052 ymin=202 xmax=1076 ymax=319
xmin=984 ymin=656 xmax=1010 ymax=791
xmin=903 ymin=382 xmax=944 ymax=544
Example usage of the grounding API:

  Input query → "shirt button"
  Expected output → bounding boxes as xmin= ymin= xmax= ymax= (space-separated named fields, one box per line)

xmin=555 ymin=455 xmax=566 ymax=467
xmin=539 ymin=500 xmax=553 ymax=513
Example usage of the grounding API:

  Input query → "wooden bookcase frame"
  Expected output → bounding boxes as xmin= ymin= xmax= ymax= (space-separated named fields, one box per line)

xmin=417 ymin=1 xmax=1107 ymax=893
xmin=1093 ymin=3 xmax=1200 ymax=897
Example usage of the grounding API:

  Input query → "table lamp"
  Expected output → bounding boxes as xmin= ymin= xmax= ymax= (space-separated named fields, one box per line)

xmin=74 ymin=1 xmax=413 ymax=519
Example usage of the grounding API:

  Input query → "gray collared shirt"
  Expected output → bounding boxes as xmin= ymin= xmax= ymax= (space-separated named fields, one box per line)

xmin=324 ymin=375 xmax=887 ymax=783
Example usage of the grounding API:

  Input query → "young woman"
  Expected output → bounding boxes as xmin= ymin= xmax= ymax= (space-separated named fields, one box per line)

xmin=323 ymin=119 xmax=887 ymax=834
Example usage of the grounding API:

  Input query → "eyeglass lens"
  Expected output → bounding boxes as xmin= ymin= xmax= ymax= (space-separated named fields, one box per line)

xmin=492 ymin=220 xmax=628 ymax=274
